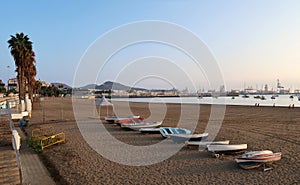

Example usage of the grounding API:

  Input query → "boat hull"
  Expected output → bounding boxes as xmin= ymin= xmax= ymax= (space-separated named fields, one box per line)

xmin=169 ymin=133 xmax=209 ymax=143
xmin=185 ymin=140 xmax=230 ymax=146
xmin=159 ymin=127 xmax=191 ymax=138
xmin=207 ymin=144 xmax=247 ymax=154
xmin=235 ymin=152 xmax=282 ymax=163
xmin=104 ymin=116 xmax=140 ymax=123
xmin=121 ymin=121 xmax=162 ymax=130
xmin=139 ymin=128 xmax=161 ymax=134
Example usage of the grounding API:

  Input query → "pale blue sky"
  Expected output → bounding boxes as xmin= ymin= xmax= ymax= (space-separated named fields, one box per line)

xmin=0 ymin=0 xmax=299 ymax=91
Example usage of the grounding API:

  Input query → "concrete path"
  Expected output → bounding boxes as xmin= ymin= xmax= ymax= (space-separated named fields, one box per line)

xmin=17 ymin=127 xmax=55 ymax=185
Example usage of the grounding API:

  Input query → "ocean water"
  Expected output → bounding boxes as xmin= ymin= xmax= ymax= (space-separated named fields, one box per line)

xmin=112 ymin=95 xmax=300 ymax=107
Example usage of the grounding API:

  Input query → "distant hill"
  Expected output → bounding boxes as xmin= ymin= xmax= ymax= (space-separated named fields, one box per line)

xmin=51 ymin=82 xmax=72 ymax=89
xmin=81 ymin=81 xmax=147 ymax=91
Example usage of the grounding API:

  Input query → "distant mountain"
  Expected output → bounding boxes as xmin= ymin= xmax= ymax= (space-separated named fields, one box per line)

xmin=51 ymin=82 xmax=72 ymax=89
xmin=81 ymin=81 xmax=147 ymax=91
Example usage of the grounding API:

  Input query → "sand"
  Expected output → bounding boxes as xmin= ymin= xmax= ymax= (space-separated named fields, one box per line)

xmin=25 ymin=97 xmax=299 ymax=185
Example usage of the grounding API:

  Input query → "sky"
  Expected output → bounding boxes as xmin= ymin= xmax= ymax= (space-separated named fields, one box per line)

xmin=0 ymin=0 xmax=299 ymax=91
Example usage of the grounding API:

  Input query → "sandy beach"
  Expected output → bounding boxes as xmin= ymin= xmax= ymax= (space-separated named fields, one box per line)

xmin=25 ymin=97 xmax=299 ymax=185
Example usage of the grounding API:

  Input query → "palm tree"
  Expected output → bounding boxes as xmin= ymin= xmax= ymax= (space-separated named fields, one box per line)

xmin=24 ymin=50 xmax=36 ymax=102
xmin=8 ymin=33 xmax=34 ymax=101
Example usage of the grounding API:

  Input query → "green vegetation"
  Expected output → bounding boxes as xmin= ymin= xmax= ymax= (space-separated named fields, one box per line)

xmin=8 ymin=32 xmax=37 ymax=101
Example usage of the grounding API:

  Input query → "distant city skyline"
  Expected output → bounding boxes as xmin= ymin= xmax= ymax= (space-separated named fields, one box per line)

xmin=0 ymin=1 xmax=299 ymax=91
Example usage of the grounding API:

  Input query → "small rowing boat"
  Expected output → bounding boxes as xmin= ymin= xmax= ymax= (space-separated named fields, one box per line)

xmin=121 ymin=121 xmax=163 ymax=130
xmin=159 ymin=127 xmax=191 ymax=138
xmin=185 ymin=140 xmax=230 ymax=146
xmin=104 ymin=115 xmax=141 ymax=123
xmin=207 ymin=144 xmax=247 ymax=154
xmin=169 ymin=133 xmax=209 ymax=143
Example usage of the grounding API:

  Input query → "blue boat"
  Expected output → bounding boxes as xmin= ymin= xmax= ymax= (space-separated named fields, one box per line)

xmin=159 ymin=127 xmax=191 ymax=138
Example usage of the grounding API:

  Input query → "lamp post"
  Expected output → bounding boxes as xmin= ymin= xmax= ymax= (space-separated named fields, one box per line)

xmin=7 ymin=65 xmax=10 ymax=93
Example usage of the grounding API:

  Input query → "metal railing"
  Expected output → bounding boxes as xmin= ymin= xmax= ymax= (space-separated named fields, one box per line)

xmin=6 ymin=99 xmax=23 ymax=185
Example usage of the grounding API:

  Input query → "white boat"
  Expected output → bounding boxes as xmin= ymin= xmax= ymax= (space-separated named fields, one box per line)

xmin=207 ymin=144 xmax=247 ymax=154
xmin=185 ymin=140 xmax=230 ymax=146
xmin=104 ymin=115 xmax=140 ymax=123
xmin=235 ymin=150 xmax=282 ymax=163
xmin=159 ymin=127 xmax=191 ymax=138
xmin=139 ymin=128 xmax=161 ymax=134
xmin=121 ymin=121 xmax=163 ymax=130
xmin=169 ymin=133 xmax=209 ymax=143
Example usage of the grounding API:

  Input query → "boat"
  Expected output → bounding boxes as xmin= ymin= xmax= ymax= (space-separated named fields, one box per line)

xmin=169 ymin=133 xmax=209 ymax=143
xmin=104 ymin=116 xmax=141 ymax=123
xmin=290 ymin=95 xmax=294 ymax=99
xmin=260 ymin=96 xmax=266 ymax=100
xmin=116 ymin=117 xmax=144 ymax=126
xmin=235 ymin=150 xmax=282 ymax=163
xmin=207 ymin=144 xmax=247 ymax=154
xmin=159 ymin=127 xmax=191 ymax=138
xmin=271 ymin=95 xmax=276 ymax=100
xmin=254 ymin=95 xmax=261 ymax=99
xmin=185 ymin=140 xmax=230 ymax=146
xmin=235 ymin=150 xmax=282 ymax=169
xmin=121 ymin=121 xmax=163 ymax=130
xmin=139 ymin=128 xmax=161 ymax=134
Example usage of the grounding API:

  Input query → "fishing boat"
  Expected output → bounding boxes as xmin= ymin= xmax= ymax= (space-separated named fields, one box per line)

xmin=139 ymin=128 xmax=161 ymax=134
xmin=185 ymin=140 xmax=230 ymax=146
xmin=104 ymin=116 xmax=141 ymax=123
xmin=159 ymin=127 xmax=191 ymax=138
xmin=121 ymin=121 xmax=163 ymax=130
xmin=116 ymin=117 xmax=144 ymax=126
xmin=169 ymin=133 xmax=209 ymax=143
xmin=235 ymin=150 xmax=281 ymax=163
xmin=235 ymin=150 xmax=282 ymax=169
xmin=207 ymin=144 xmax=247 ymax=154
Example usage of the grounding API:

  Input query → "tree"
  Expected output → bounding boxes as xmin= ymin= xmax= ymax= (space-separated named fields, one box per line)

xmin=8 ymin=33 xmax=36 ymax=101
xmin=24 ymin=50 xmax=36 ymax=101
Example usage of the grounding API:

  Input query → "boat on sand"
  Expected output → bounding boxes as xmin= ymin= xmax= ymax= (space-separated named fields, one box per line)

xmin=169 ymin=133 xmax=209 ymax=143
xmin=207 ymin=144 xmax=247 ymax=154
xmin=159 ymin=127 xmax=191 ymax=138
xmin=139 ymin=128 xmax=161 ymax=134
xmin=235 ymin=150 xmax=282 ymax=169
xmin=121 ymin=121 xmax=162 ymax=130
xmin=104 ymin=116 xmax=140 ymax=123
xmin=185 ymin=140 xmax=230 ymax=146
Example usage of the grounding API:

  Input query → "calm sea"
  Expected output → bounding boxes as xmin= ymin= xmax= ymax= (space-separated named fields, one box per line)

xmin=112 ymin=95 xmax=300 ymax=107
